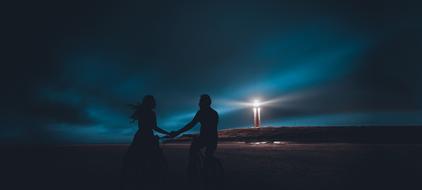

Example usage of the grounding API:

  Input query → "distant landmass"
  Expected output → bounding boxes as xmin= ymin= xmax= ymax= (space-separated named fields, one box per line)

xmin=164 ymin=126 xmax=422 ymax=144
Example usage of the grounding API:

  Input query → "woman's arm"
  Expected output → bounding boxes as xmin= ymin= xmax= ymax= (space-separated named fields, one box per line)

xmin=151 ymin=112 xmax=170 ymax=135
xmin=153 ymin=126 xmax=170 ymax=135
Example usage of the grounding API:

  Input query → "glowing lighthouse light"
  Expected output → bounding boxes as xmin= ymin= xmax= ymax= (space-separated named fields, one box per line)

xmin=252 ymin=99 xmax=261 ymax=128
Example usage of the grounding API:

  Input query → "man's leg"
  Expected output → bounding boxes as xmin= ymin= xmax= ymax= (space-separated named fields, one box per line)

xmin=204 ymin=140 xmax=217 ymax=157
xmin=202 ymin=140 xmax=221 ymax=186
xmin=187 ymin=137 xmax=205 ymax=185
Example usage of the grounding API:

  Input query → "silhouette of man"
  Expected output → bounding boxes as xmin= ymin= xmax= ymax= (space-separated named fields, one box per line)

xmin=170 ymin=94 xmax=219 ymax=181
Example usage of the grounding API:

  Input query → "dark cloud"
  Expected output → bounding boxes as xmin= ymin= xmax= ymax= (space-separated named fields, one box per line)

xmin=2 ymin=0 xmax=422 ymax=143
xmin=30 ymin=100 xmax=95 ymax=126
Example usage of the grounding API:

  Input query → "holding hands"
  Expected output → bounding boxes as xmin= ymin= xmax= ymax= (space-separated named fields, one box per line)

xmin=164 ymin=130 xmax=180 ymax=138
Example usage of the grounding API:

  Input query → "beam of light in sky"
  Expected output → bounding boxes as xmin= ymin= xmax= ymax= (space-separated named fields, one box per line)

xmin=159 ymin=91 xmax=317 ymax=130
xmin=44 ymin=39 xmax=370 ymax=142
xmin=253 ymin=99 xmax=260 ymax=108
xmin=161 ymin=38 xmax=369 ymax=130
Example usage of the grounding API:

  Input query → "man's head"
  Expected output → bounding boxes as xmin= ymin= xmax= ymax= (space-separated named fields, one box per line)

xmin=199 ymin=94 xmax=212 ymax=109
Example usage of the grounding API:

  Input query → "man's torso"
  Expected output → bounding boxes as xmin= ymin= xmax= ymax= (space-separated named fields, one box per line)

xmin=197 ymin=108 xmax=219 ymax=141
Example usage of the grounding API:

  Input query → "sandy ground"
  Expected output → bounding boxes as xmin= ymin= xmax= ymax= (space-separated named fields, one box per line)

xmin=2 ymin=142 xmax=422 ymax=190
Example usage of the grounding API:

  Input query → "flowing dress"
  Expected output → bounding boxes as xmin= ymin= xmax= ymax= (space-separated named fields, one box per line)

xmin=121 ymin=109 xmax=166 ymax=189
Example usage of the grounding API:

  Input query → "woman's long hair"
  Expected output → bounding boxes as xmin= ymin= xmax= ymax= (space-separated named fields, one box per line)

xmin=129 ymin=102 xmax=142 ymax=122
xmin=129 ymin=95 xmax=155 ymax=122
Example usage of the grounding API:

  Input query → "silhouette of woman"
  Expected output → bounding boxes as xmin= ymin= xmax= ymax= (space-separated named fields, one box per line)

xmin=121 ymin=95 xmax=170 ymax=190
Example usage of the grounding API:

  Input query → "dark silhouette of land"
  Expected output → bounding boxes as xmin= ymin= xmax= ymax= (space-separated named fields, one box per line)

xmin=2 ymin=126 xmax=422 ymax=190
xmin=168 ymin=126 xmax=422 ymax=144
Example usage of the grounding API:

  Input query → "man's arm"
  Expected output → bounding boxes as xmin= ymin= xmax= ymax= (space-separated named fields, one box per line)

xmin=173 ymin=112 xmax=199 ymax=136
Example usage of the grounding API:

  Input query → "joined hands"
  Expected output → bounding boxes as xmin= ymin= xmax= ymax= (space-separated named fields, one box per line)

xmin=164 ymin=131 xmax=179 ymax=138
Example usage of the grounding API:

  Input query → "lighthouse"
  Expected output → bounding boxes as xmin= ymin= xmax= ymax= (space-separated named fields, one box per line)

xmin=253 ymin=99 xmax=261 ymax=128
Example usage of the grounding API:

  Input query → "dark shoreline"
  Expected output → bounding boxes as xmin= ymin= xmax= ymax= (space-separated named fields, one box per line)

xmin=165 ymin=126 xmax=422 ymax=144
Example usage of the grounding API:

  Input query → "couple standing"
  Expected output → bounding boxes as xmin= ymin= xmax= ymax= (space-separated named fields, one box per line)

xmin=121 ymin=94 xmax=219 ymax=189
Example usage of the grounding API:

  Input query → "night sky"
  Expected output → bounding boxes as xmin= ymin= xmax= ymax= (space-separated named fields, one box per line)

xmin=2 ymin=0 xmax=422 ymax=144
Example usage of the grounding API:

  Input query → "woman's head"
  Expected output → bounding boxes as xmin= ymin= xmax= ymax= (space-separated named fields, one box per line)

xmin=130 ymin=95 xmax=156 ymax=121
xmin=142 ymin=95 xmax=156 ymax=110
